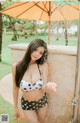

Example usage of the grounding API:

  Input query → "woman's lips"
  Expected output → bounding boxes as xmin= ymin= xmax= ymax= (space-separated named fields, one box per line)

xmin=33 ymin=56 xmax=38 ymax=59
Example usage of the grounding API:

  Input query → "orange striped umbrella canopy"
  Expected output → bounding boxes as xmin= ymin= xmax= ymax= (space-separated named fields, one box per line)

xmin=1 ymin=2 xmax=80 ymax=43
xmin=1 ymin=2 xmax=80 ymax=21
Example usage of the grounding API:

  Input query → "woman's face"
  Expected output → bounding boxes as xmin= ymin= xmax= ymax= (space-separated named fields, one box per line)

xmin=31 ymin=46 xmax=44 ymax=62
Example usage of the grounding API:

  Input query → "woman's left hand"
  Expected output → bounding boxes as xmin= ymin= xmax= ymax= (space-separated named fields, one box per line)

xmin=46 ymin=82 xmax=57 ymax=93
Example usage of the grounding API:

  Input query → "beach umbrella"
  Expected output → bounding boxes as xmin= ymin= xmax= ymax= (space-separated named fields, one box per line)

xmin=0 ymin=1 xmax=80 ymax=44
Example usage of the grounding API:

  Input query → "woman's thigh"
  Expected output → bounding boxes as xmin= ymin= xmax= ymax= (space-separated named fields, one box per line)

xmin=37 ymin=105 xmax=48 ymax=123
xmin=22 ymin=110 xmax=40 ymax=123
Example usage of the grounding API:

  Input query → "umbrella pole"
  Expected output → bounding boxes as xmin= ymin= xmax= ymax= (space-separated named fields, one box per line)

xmin=71 ymin=11 xmax=80 ymax=123
xmin=48 ymin=19 xmax=50 ymax=44
xmin=48 ymin=1 xmax=51 ymax=45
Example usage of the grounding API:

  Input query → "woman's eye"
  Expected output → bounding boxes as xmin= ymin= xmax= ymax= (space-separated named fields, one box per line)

xmin=35 ymin=49 xmax=37 ymax=51
xmin=40 ymin=52 xmax=43 ymax=55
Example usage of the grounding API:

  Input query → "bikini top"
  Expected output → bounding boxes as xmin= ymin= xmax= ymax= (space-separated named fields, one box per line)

xmin=20 ymin=64 xmax=43 ymax=92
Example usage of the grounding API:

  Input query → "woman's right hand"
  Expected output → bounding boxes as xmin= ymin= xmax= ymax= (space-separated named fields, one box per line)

xmin=45 ymin=82 xmax=57 ymax=93
xmin=14 ymin=108 xmax=21 ymax=118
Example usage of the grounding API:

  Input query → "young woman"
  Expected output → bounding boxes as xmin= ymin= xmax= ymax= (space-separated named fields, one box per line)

xmin=12 ymin=39 xmax=57 ymax=123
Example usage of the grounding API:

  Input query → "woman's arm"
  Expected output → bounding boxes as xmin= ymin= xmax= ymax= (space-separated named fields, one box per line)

xmin=12 ymin=63 xmax=20 ymax=118
xmin=41 ymin=62 xmax=48 ymax=92
xmin=12 ymin=63 xmax=19 ymax=108
xmin=42 ymin=62 xmax=57 ymax=93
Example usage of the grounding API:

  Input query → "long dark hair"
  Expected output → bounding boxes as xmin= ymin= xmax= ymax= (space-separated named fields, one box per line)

xmin=15 ymin=39 xmax=48 ymax=87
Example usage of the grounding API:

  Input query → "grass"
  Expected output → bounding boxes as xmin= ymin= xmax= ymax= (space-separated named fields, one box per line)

xmin=0 ymin=33 xmax=78 ymax=122
xmin=0 ymin=96 xmax=16 ymax=123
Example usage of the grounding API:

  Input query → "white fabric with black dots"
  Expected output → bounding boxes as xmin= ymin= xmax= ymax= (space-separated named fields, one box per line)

xmin=20 ymin=79 xmax=43 ymax=92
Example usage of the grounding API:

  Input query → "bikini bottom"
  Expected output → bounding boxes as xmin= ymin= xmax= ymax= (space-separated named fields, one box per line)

xmin=21 ymin=93 xmax=48 ymax=110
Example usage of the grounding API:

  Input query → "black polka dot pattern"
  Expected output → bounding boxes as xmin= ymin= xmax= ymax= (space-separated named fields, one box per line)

xmin=21 ymin=93 xmax=48 ymax=110
xmin=20 ymin=79 xmax=43 ymax=92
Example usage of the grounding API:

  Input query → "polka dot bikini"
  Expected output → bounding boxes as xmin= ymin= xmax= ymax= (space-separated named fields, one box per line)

xmin=20 ymin=64 xmax=48 ymax=110
xmin=20 ymin=64 xmax=43 ymax=92
xmin=21 ymin=93 xmax=48 ymax=110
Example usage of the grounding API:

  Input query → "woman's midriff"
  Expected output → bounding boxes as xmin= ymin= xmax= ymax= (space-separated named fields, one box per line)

xmin=22 ymin=89 xmax=45 ymax=101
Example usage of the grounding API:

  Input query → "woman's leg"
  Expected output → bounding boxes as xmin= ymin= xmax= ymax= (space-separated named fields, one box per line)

xmin=37 ymin=105 xmax=48 ymax=123
xmin=22 ymin=110 xmax=40 ymax=123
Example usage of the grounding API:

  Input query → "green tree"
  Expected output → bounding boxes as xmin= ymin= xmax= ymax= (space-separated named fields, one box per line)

xmin=0 ymin=0 xmax=13 ymax=61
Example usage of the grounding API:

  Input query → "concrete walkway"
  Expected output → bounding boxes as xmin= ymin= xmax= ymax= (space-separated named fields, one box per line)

xmin=0 ymin=73 xmax=14 ymax=105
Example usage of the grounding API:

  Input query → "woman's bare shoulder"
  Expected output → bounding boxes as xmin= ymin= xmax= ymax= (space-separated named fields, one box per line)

xmin=40 ymin=62 xmax=48 ymax=69
xmin=12 ymin=63 xmax=18 ymax=71
xmin=13 ymin=63 xmax=17 ymax=67
xmin=43 ymin=62 xmax=48 ymax=67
